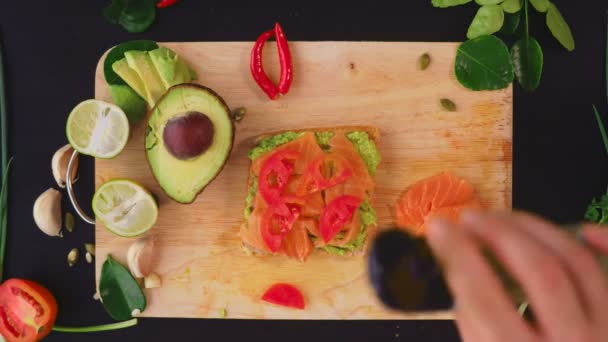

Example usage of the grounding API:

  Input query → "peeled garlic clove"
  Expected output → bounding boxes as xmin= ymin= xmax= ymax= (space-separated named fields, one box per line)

xmin=33 ymin=188 xmax=62 ymax=237
xmin=52 ymin=144 xmax=79 ymax=188
xmin=127 ymin=236 xmax=156 ymax=278
xmin=144 ymin=272 xmax=161 ymax=289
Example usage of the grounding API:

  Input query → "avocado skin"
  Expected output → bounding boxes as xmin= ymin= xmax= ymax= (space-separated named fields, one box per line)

xmin=145 ymin=83 xmax=235 ymax=204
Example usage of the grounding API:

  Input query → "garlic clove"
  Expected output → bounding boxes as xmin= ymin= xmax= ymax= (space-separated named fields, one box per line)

xmin=33 ymin=188 xmax=62 ymax=237
xmin=52 ymin=144 xmax=79 ymax=188
xmin=127 ymin=236 xmax=156 ymax=278
xmin=144 ymin=272 xmax=162 ymax=289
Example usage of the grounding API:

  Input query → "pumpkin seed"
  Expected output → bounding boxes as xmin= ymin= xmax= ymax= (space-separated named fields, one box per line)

xmin=64 ymin=212 xmax=75 ymax=233
xmin=418 ymin=53 xmax=431 ymax=70
xmin=231 ymin=107 xmax=246 ymax=122
xmin=68 ymin=248 xmax=80 ymax=267
xmin=85 ymin=243 xmax=95 ymax=256
xmin=440 ymin=99 xmax=457 ymax=112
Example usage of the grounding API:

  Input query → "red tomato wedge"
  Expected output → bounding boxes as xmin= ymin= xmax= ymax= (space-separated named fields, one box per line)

xmin=320 ymin=195 xmax=362 ymax=243
xmin=259 ymin=150 xmax=299 ymax=204
xmin=261 ymin=283 xmax=305 ymax=310
xmin=0 ymin=279 xmax=58 ymax=342
xmin=296 ymin=154 xmax=353 ymax=196
xmin=261 ymin=196 xmax=306 ymax=252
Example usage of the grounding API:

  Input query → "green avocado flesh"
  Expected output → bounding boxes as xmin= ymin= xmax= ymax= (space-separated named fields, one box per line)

xmin=146 ymin=84 xmax=234 ymax=203
xmin=245 ymin=131 xmax=380 ymax=253
xmin=113 ymin=47 xmax=196 ymax=108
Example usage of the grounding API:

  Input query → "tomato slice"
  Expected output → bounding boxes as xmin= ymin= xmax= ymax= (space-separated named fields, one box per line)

xmin=261 ymin=283 xmax=305 ymax=310
xmin=0 ymin=279 xmax=58 ymax=342
xmin=296 ymin=154 xmax=352 ymax=196
xmin=259 ymin=150 xmax=299 ymax=204
xmin=261 ymin=196 xmax=306 ymax=252
xmin=320 ymin=195 xmax=362 ymax=243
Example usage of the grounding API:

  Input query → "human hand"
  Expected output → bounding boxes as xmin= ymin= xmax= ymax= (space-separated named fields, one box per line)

xmin=426 ymin=211 xmax=608 ymax=342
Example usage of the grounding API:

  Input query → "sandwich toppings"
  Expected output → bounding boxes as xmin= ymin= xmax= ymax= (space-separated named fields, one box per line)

xmin=242 ymin=130 xmax=379 ymax=261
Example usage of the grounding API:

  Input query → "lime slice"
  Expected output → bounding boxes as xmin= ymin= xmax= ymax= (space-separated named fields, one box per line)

xmin=66 ymin=100 xmax=130 ymax=159
xmin=92 ymin=179 xmax=158 ymax=237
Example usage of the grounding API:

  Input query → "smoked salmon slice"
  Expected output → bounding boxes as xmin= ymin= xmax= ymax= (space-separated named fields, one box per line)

xmin=395 ymin=172 xmax=481 ymax=236
xmin=279 ymin=219 xmax=315 ymax=262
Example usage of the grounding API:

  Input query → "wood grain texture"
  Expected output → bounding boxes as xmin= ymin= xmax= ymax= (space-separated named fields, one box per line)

xmin=94 ymin=42 xmax=512 ymax=319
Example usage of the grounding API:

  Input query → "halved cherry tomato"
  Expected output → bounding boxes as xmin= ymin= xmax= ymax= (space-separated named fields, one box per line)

xmin=0 ymin=279 xmax=58 ymax=342
xmin=259 ymin=150 xmax=299 ymax=204
xmin=296 ymin=154 xmax=352 ymax=196
xmin=320 ymin=195 xmax=362 ymax=243
xmin=261 ymin=283 xmax=305 ymax=310
xmin=261 ymin=196 xmax=306 ymax=252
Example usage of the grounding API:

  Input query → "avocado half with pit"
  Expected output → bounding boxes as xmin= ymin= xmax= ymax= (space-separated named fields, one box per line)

xmin=145 ymin=84 xmax=234 ymax=203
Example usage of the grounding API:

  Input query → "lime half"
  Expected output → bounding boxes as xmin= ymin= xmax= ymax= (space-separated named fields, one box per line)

xmin=66 ymin=99 xmax=130 ymax=159
xmin=93 ymin=179 xmax=158 ymax=237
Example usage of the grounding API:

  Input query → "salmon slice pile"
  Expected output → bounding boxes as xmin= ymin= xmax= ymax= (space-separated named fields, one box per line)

xmin=241 ymin=132 xmax=375 ymax=262
xmin=395 ymin=172 xmax=481 ymax=236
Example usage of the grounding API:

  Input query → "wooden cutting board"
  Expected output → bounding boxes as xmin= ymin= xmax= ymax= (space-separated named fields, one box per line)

xmin=94 ymin=42 xmax=512 ymax=319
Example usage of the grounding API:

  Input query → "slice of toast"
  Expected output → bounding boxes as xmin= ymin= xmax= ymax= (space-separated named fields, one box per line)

xmin=241 ymin=126 xmax=380 ymax=258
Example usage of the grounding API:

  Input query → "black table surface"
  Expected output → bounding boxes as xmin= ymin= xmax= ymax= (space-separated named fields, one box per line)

xmin=1 ymin=1 xmax=607 ymax=341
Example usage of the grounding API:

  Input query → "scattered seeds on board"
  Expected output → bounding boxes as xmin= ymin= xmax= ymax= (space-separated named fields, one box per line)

xmin=67 ymin=248 xmax=79 ymax=267
xmin=84 ymin=243 xmax=95 ymax=256
xmin=85 ymin=252 xmax=93 ymax=264
xmin=231 ymin=107 xmax=247 ymax=123
xmin=418 ymin=53 xmax=431 ymax=71
xmin=64 ymin=212 xmax=75 ymax=233
xmin=440 ymin=98 xmax=457 ymax=112
xmin=219 ymin=308 xmax=227 ymax=318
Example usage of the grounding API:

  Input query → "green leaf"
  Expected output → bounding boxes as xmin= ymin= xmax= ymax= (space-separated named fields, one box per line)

xmin=109 ymin=85 xmax=147 ymax=124
xmin=546 ymin=2 xmax=575 ymax=51
xmin=585 ymin=193 xmax=608 ymax=224
xmin=104 ymin=40 xmax=158 ymax=86
xmin=593 ymin=105 xmax=608 ymax=155
xmin=501 ymin=0 xmax=522 ymax=13
xmin=455 ymin=35 xmax=514 ymax=91
xmin=475 ymin=0 xmax=504 ymax=4
xmin=467 ymin=5 xmax=505 ymax=40
xmin=499 ymin=12 xmax=521 ymax=35
xmin=103 ymin=0 xmax=156 ymax=33
xmin=529 ymin=0 xmax=549 ymax=12
xmin=511 ymin=36 xmax=543 ymax=91
xmin=99 ymin=255 xmax=146 ymax=321
xmin=431 ymin=0 xmax=472 ymax=8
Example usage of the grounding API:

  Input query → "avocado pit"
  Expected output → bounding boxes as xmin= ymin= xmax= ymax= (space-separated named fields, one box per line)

xmin=163 ymin=112 xmax=214 ymax=160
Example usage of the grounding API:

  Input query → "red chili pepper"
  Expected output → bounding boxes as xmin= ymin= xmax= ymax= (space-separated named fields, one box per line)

xmin=156 ymin=0 xmax=179 ymax=8
xmin=274 ymin=23 xmax=293 ymax=95
xmin=250 ymin=23 xmax=294 ymax=100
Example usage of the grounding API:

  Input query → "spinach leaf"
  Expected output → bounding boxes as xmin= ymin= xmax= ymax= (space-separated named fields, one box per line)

xmin=431 ymin=0 xmax=472 ymax=8
xmin=501 ymin=0 xmax=522 ymax=13
xmin=500 ymin=12 xmax=521 ymax=35
xmin=467 ymin=5 xmax=505 ymax=40
xmin=546 ymin=3 xmax=575 ymax=51
xmin=109 ymin=85 xmax=147 ymax=124
xmin=455 ymin=35 xmax=514 ymax=90
xmin=99 ymin=255 xmax=146 ymax=321
xmin=529 ymin=0 xmax=549 ymax=12
xmin=511 ymin=36 xmax=543 ymax=91
xmin=104 ymin=40 xmax=158 ymax=86
xmin=475 ymin=0 xmax=504 ymax=4
xmin=104 ymin=0 xmax=156 ymax=33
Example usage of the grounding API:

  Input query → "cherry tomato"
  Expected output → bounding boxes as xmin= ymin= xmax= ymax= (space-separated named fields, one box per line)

xmin=0 ymin=279 xmax=58 ymax=342
xmin=261 ymin=196 xmax=306 ymax=252
xmin=297 ymin=154 xmax=352 ymax=196
xmin=261 ymin=283 xmax=305 ymax=310
xmin=259 ymin=150 xmax=299 ymax=204
xmin=320 ymin=195 xmax=362 ymax=243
